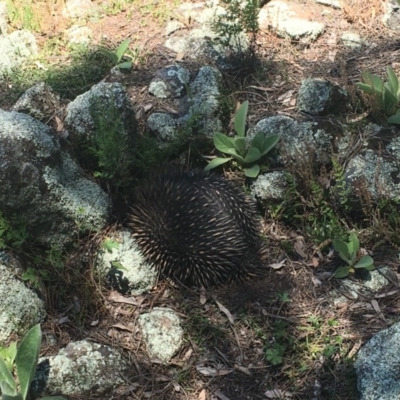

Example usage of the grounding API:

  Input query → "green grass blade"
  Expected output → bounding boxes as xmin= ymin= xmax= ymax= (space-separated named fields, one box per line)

xmin=234 ymin=100 xmax=248 ymax=137
xmin=15 ymin=324 xmax=41 ymax=400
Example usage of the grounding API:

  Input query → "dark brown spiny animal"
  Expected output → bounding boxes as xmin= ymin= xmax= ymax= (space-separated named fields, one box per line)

xmin=130 ymin=167 xmax=267 ymax=287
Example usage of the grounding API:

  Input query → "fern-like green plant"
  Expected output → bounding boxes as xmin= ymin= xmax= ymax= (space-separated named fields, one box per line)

xmin=0 ymin=324 xmax=66 ymax=400
xmin=333 ymin=233 xmax=374 ymax=278
xmin=205 ymin=100 xmax=280 ymax=178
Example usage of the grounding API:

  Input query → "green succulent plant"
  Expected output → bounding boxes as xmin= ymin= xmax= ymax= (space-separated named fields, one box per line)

xmin=333 ymin=233 xmax=374 ymax=278
xmin=0 ymin=324 xmax=66 ymax=400
xmin=205 ymin=100 xmax=280 ymax=178
xmin=99 ymin=38 xmax=133 ymax=70
xmin=357 ymin=66 xmax=400 ymax=124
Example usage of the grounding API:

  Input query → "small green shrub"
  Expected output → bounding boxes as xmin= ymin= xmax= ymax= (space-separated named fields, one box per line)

xmin=88 ymin=96 xmax=135 ymax=188
xmin=205 ymin=100 xmax=280 ymax=177
xmin=0 ymin=211 xmax=28 ymax=250
xmin=0 ymin=324 xmax=66 ymax=400
xmin=211 ymin=0 xmax=259 ymax=47
xmin=333 ymin=233 xmax=374 ymax=278
xmin=357 ymin=67 xmax=400 ymax=124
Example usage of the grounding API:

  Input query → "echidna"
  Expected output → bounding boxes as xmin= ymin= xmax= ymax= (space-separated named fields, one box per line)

xmin=130 ymin=167 xmax=267 ymax=287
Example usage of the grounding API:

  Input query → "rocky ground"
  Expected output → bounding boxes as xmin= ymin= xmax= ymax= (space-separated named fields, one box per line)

xmin=1 ymin=0 xmax=400 ymax=399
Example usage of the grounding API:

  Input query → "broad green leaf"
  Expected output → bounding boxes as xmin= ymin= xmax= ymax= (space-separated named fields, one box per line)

xmin=361 ymin=71 xmax=384 ymax=93
xmin=225 ymin=148 xmax=246 ymax=163
xmin=382 ymin=85 xmax=398 ymax=114
xmin=260 ymin=134 xmax=280 ymax=156
xmin=348 ymin=233 xmax=359 ymax=254
xmin=250 ymin=132 xmax=265 ymax=150
xmin=364 ymin=263 xmax=375 ymax=271
xmin=386 ymin=66 xmax=399 ymax=98
xmin=204 ymin=157 xmax=232 ymax=171
xmin=356 ymin=82 xmax=375 ymax=95
xmin=333 ymin=238 xmax=350 ymax=261
xmin=334 ymin=266 xmax=352 ymax=278
xmin=244 ymin=164 xmax=260 ymax=178
xmin=41 ymin=397 xmax=68 ymax=400
xmin=387 ymin=112 xmax=400 ymax=124
xmin=0 ymin=357 xmax=16 ymax=390
xmin=99 ymin=49 xmax=118 ymax=64
xmin=15 ymin=324 xmax=41 ymax=400
xmin=117 ymin=61 xmax=132 ymax=70
xmin=353 ymin=255 xmax=374 ymax=269
xmin=234 ymin=100 xmax=249 ymax=137
xmin=115 ymin=39 xmax=131 ymax=62
xmin=233 ymin=137 xmax=247 ymax=156
xmin=0 ymin=380 xmax=22 ymax=399
xmin=0 ymin=342 xmax=17 ymax=372
xmin=213 ymin=133 xmax=235 ymax=153
xmin=244 ymin=147 xmax=261 ymax=163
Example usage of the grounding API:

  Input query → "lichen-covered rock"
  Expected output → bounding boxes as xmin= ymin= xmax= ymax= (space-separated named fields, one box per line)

xmin=0 ymin=1 xmax=8 ymax=35
xmin=297 ymin=78 xmax=347 ymax=115
xmin=12 ymin=82 xmax=61 ymax=122
xmin=335 ymin=150 xmax=400 ymax=209
xmin=0 ymin=30 xmax=38 ymax=74
xmin=31 ymin=340 xmax=128 ymax=396
xmin=341 ymin=31 xmax=365 ymax=49
xmin=329 ymin=266 xmax=394 ymax=307
xmin=65 ymin=25 xmax=93 ymax=45
xmin=147 ymin=113 xmax=179 ymax=144
xmin=96 ymin=230 xmax=156 ymax=295
xmin=0 ymin=109 xmax=109 ymax=245
xmin=0 ymin=256 xmax=45 ymax=345
xmin=248 ymin=115 xmax=333 ymax=167
xmin=65 ymin=81 xmax=137 ymax=138
xmin=64 ymin=82 xmax=138 ymax=171
xmin=62 ymin=0 xmax=97 ymax=18
xmin=149 ymin=65 xmax=190 ymax=99
xmin=148 ymin=66 xmax=223 ymax=142
xmin=258 ymin=1 xmax=325 ymax=42
xmin=355 ymin=321 xmax=400 ymax=399
xmin=251 ymin=171 xmax=289 ymax=202
xmin=139 ymin=308 xmax=184 ymax=363
xmin=382 ymin=0 xmax=400 ymax=31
